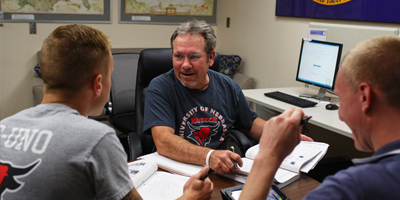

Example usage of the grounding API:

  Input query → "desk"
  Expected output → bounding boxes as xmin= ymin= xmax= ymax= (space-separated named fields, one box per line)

xmin=242 ymin=87 xmax=351 ymax=138
xmin=243 ymin=87 xmax=373 ymax=159
xmin=209 ymin=172 xmax=320 ymax=200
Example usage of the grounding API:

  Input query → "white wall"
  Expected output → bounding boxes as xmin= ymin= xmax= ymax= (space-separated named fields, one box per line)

xmin=216 ymin=0 xmax=400 ymax=89
xmin=1 ymin=0 xmax=400 ymax=119
xmin=0 ymin=1 xmax=216 ymax=119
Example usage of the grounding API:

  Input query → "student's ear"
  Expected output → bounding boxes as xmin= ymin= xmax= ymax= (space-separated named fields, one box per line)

xmin=359 ymin=82 xmax=371 ymax=113
xmin=93 ymin=74 xmax=103 ymax=96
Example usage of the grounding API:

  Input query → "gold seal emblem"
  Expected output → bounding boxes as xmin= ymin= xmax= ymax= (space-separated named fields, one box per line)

xmin=313 ymin=0 xmax=351 ymax=6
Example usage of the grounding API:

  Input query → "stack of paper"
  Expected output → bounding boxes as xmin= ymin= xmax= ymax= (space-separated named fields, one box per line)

xmin=138 ymin=141 xmax=329 ymax=188
xmin=223 ymin=141 xmax=329 ymax=188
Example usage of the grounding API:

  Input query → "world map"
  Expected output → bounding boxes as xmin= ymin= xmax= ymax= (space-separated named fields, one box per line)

xmin=1 ymin=0 xmax=104 ymax=14
xmin=125 ymin=0 xmax=214 ymax=16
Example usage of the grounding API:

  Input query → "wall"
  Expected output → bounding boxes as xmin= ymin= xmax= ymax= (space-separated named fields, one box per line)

xmin=214 ymin=0 xmax=400 ymax=159
xmin=2 ymin=0 xmax=400 ymax=120
xmin=216 ymin=1 xmax=400 ymax=89
xmin=0 ymin=1 xmax=216 ymax=119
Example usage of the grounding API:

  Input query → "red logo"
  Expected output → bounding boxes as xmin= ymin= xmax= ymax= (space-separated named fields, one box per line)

xmin=187 ymin=122 xmax=220 ymax=146
xmin=0 ymin=160 xmax=40 ymax=197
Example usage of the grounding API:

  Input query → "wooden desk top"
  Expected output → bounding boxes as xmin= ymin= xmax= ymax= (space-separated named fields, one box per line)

xmin=209 ymin=173 xmax=320 ymax=200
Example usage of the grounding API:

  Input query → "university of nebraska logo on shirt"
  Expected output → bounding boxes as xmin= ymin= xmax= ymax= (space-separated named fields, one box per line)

xmin=0 ymin=159 xmax=41 ymax=198
xmin=179 ymin=106 xmax=227 ymax=147
xmin=187 ymin=121 xmax=220 ymax=146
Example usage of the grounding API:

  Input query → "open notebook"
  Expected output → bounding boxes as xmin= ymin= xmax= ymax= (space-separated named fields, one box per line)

xmin=128 ymin=159 xmax=190 ymax=200
xmin=222 ymin=141 xmax=329 ymax=187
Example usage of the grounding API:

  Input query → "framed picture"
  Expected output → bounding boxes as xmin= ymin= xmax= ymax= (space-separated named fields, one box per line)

xmin=119 ymin=0 xmax=217 ymax=25
xmin=276 ymin=0 xmax=400 ymax=24
xmin=0 ymin=0 xmax=111 ymax=23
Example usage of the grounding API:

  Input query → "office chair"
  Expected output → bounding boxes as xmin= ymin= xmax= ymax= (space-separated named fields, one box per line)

xmin=107 ymin=49 xmax=142 ymax=159
xmin=132 ymin=48 xmax=174 ymax=160
xmin=131 ymin=48 xmax=253 ymax=160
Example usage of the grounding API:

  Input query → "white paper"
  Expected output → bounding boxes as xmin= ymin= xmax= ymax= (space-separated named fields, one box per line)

xmin=129 ymin=159 xmax=190 ymax=200
xmin=128 ymin=160 xmax=158 ymax=188
xmin=279 ymin=143 xmax=321 ymax=173
xmin=244 ymin=144 xmax=259 ymax=160
xmin=140 ymin=152 xmax=204 ymax=176
xmin=12 ymin=14 xmax=34 ymax=20
xmin=236 ymin=158 xmax=253 ymax=175
xmin=137 ymin=171 xmax=189 ymax=200
xmin=245 ymin=141 xmax=328 ymax=173
xmin=231 ymin=190 xmax=242 ymax=200
xmin=274 ymin=168 xmax=299 ymax=183
xmin=220 ymin=141 xmax=328 ymax=188
xmin=132 ymin=16 xmax=151 ymax=21
xmin=298 ymin=141 xmax=329 ymax=172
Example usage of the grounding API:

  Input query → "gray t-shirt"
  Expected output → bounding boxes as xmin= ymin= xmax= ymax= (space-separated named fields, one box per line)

xmin=0 ymin=104 xmax=133 ymax=200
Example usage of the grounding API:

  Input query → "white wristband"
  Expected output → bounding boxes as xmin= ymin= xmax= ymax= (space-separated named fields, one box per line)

xmin=206 ymin=149 xmax=214 ymax=167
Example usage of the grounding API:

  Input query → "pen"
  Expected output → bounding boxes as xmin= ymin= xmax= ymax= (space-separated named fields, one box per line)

xmin=300 ymin=116 xmax=312 ymax=126
xmin=230 ymin=146 xmax=238 ymax=169
xmin=200 ymin=172 xmax=208 ymax=181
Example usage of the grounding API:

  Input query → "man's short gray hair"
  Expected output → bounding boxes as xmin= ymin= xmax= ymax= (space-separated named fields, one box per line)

xmin=170 ymin=20 xmax=216 ymax=54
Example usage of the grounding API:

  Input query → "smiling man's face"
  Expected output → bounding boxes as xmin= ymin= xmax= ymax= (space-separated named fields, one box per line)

xmin=172 ymin=34 xmax=214 ymax=90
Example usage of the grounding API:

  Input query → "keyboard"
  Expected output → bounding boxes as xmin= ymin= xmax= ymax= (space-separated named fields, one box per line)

xmin=264 ymin=91 xmax=317 ymax=108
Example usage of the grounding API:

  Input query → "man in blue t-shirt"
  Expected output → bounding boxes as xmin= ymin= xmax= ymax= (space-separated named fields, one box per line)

xmin=144 ymin=20 xmax=312 ymax=175
xmin=240 ymin=36 xmax=400 ymax=199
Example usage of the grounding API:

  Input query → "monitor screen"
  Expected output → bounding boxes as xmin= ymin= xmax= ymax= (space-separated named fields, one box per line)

xmin=296 ymin=39 xmax=343 ymax=91
xmin=296 ymin=38 xmax=343 ymax=101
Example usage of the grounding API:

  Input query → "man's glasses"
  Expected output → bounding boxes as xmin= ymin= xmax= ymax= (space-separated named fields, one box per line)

xmin=173 ymin=52 xmax=206 ymax=62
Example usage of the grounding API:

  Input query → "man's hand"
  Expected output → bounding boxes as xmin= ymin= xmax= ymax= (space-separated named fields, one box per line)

xmin=258 ymin=107 xmax=304 ymax=163
xmin=209 ymin=150 xmax=242 ymax=175
xmin=179 ymin=166 xmax=213 ymax=200
xmin=239 ymin=107 xmax=305 ymax=200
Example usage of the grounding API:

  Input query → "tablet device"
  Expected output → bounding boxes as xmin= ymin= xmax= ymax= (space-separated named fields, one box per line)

xmin=220 ymin=183 xmax=290 ymax=200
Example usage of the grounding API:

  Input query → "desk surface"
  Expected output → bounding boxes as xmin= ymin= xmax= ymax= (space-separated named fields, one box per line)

xmin=209 ymin=172 xmax=320 ymax=200
xmin=243 ymin=87 xmax=351 ymax=138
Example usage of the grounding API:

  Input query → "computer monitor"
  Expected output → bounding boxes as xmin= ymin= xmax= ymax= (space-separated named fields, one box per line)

xmin=296 ymin=38 xmax=343 ymax=101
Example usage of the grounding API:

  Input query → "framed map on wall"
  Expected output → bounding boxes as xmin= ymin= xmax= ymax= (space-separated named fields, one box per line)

xmin=120 ymin=0 xmax=217 ymax=24
xmin=276 ymin=0 xmax=400 ymax=24
xmin=0 ymin=0 xmax=111 ymax=23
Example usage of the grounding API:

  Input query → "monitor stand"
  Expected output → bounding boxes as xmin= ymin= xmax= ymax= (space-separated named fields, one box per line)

xmin=299 ymin=88 xmax=331 ymax=101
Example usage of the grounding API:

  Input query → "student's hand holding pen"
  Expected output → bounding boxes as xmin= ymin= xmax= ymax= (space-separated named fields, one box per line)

xmin=208 ymin=150 xmax=242 ymax=175
xmin=259 ymin=107 xmax=305 ymax=164
xmin=180 ymin=166 xmax=213 ymax=200
xmin=240 ymin=107 xmax=307 ymax=200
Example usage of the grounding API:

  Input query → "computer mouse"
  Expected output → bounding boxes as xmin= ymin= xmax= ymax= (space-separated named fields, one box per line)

xmin=325 ymin=104 xmax=339 ymax=110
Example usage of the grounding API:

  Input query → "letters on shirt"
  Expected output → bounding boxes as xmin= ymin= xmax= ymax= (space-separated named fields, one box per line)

xmin=0 ymin=125 xmax=53 ymax=155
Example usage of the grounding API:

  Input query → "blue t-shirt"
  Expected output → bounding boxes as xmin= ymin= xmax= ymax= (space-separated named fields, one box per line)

xmin=143 ymin=69 xmax=257 ymax=148
xmin=304 ymin=140 xmax=400 ymax=199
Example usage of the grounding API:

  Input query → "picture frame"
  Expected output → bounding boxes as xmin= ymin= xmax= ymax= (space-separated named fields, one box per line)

xmin=0 ymin=0 xmax=111 ymax=23
xmin=119 ymin=0 xmax=217 ymax=25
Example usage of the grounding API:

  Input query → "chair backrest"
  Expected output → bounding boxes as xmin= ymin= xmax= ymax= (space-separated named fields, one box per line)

xmin=108 ymin=49 xmax=143 ymax=134
xmin=110 ymin=53 xmax=139 ymax=115
xmin=135 ymin=48 xmax=220 ymax=155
